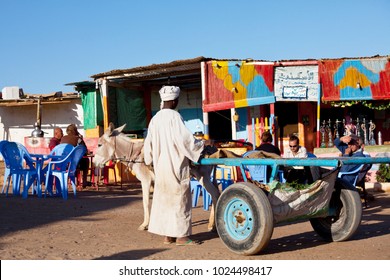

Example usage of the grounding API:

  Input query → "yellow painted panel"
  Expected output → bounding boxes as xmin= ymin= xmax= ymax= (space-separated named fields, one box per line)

xmin=339 ymin=67 xmax=372 ymax=89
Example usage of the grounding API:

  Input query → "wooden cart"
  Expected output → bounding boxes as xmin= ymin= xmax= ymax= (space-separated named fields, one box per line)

xmin=198 ymin=156 xmax=390 ymax=255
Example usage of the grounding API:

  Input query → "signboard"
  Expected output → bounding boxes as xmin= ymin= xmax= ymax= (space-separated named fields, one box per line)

xmin=274 ymin=65 xmax=319 ymax=101
xmin=282 ymin=86 xmax=307 ymax=99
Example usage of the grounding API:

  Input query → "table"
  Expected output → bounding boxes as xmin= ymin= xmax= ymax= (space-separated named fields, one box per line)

xmin=29 ymin=153 xmax=63 ymax=197
xmin=82 ymin=154 xmax=97 ymax=189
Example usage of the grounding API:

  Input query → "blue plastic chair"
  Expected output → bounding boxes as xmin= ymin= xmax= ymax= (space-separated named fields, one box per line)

xmin=242 ymin=151 xmax=268 ymax=183
xmin=190 ymin=178 xmax=213 ymax=211
xmin=191 ymin=166 xmax=233 ymax=211
xmin=41 ymin=144 xmax=74 ymax=184
xmin=0 ymin=141 xmax=38 ymax=197
xmin=44 ymin=145 xmax=86 ymax=200
xmin=190 ymin=178 xmax=203 ymax=207
xmin=202 ymin=187 xmax=212 ymax=211
xmin=50 ymin=143 xmax=75 ymax=158
xmin=217 ymin=166 xmax=234 ymax=191
xmin=0 ymin=140 xmax=11 ymax=192
xmin=191 ymin=166 xmax=234 ymax=211
xmin=337 ymin=164 xmax=365 ymax=186
xmin=16 ymin=143 xmax=42 ymax=198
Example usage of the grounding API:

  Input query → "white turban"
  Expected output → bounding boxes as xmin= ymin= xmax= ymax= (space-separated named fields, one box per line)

xmin=159 ymin=86 xmax=180 ymax=101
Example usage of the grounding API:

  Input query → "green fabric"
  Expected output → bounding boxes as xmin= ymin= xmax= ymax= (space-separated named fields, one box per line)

xmin=108 ymin=87 xmax=146 ymax=131
xmin=81 ymin=90 xmax=103 ymax=129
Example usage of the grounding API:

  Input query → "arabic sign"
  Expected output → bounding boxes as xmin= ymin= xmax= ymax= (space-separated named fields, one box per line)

xmin=274 ymin=65 xmax=319 ymax=101
xmin=282 ymin=86 xmax=307 ymax=99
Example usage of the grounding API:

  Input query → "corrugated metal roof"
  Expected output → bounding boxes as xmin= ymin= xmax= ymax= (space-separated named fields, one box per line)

xmin=277 ymin=54 xmax=389 ymax=64
xmin=88 ymin=54 xmax=389 ymax=86
xmin=0 ymin=92 xmax=80 ymax=107
xmin=91 ymin=56 xmax=209 ymax=79
xmin=90 ymin=56 xmax=271 ymax=80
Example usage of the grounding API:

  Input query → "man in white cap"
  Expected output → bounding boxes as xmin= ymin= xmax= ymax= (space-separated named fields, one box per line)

xmin=144 ymin=85 xmax=205 ymax=245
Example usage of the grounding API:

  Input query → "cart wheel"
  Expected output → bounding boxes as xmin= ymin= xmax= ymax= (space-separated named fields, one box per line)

xmin=215 ymin=182 xmax=274 ymax=255
xmin=310 ymin=181 xmax=362 ymax=242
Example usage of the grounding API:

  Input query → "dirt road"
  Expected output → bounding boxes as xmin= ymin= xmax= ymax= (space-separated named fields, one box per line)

xmin=0 ymin=182 xmax=389 ymax=260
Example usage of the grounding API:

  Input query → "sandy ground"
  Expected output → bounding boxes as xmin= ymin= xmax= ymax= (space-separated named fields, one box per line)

xmin=1 ymin=176 xmax=389 ymax=260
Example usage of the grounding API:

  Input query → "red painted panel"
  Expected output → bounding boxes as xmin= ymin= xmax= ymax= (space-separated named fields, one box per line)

xmin=371 ymin=61 xmax=390 ymax=100
xmin=255 ymin=64 xmax=274 ymax=92
xmin=204 ymin=62 xmax=235 ymax=112
xmin=319 ymin=60 xmax=343 ymax=101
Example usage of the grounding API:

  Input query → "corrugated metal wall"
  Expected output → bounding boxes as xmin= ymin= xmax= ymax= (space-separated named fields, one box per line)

xmin=320 ymin=57 xmax=390 ymax=101
xmin=204 ymin=60 xmax=275 ymax=112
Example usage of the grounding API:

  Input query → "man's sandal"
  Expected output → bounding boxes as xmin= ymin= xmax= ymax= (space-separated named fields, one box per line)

xmin=176 ymin=239 xmax=199 ymax=246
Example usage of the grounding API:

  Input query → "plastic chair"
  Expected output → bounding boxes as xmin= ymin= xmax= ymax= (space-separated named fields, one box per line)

xmin=190 ymin=178 xmax=203 ymax=207
xmin=0 ymin=141 xmax=37 ymax=197
xmin=337 ymin=164 xmax=365 ymax=187
xmin=45 ymin=145 xmax=86 ymax=199
xmin=16 ymin=143 xmax=44 ymax=198
xmin=278 ymin=170 xmax=286 ymax=183
xmin=195 ymin=166 xmax=233 ymax=211
xmin=354 ymin=156 xmax=372 ymax=207
xmin=190 ymin=178 xmax=212 ymax=210
xmin=51 ymin=143 xmax=75 ymax=157
xmin=217 ymin=166 xmax=234 ymax=191
xmin=41 ymin=143 xmax=74 ymax=194
xmin=242 ymin=151 xmax=268 ymax=183
xmin=0 ymin=140 xmax=11 ymax=192
xmin=202 ymin=187 xmax=212 ymax=211
xmin=103 ymin=160 xmax=117 ymax=184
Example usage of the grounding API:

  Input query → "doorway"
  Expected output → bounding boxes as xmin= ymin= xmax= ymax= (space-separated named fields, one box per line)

xmin=208 ymin=110 xmax=232 ymax=140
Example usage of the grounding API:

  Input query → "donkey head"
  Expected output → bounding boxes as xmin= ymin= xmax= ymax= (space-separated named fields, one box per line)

xmin=93 ymin=123 xmax=126 ymax=168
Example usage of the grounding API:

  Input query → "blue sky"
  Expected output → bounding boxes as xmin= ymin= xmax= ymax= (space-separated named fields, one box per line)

xmin=1 ymin=0 xmax=389 ymax=94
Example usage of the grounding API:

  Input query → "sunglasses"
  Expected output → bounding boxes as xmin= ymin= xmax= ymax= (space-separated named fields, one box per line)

xmin=289 ymin=145 xmax=298 ymax=148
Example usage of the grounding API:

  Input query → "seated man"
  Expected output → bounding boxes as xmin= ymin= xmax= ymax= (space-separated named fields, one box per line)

xmin=60 ymin=124 xmax=90 ymax=187
xmin=256 ymin=130 xmax=281 ymax=182
xmin=49 ymin=127 xmax=63 ymax=151
xmin=283 ymin=135 xmax=310 ymax=184
xmin=334 ymin=134 xmax=366 ymax=186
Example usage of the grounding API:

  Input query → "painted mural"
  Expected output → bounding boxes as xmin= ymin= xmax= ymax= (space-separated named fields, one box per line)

xmin=274 ymin=65 xmax=319 ymax=102
xmin=320 ymin=57 xmax=390 ymax=101
xmin=203 ymin=60 xmax=275 ymax=112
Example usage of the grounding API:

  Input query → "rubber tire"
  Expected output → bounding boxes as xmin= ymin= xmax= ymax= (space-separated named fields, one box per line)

xmin=215 ymin=182 xmax=274 ymax=255
xmin=310 ymin=180 xmax=362 ymax=242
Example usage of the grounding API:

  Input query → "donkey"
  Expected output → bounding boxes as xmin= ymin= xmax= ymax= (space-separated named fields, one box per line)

xmin=93 ymin=123 xmax=220 ymax=231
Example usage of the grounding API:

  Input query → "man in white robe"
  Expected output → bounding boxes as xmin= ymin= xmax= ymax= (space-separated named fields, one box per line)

xmin=144 ymin=85 xmax=204 ymax=245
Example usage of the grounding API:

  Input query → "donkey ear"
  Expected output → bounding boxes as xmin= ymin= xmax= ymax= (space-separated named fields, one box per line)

xmin=116 ymin=124 xmax=126 ymax=133
xmin=104 ymin=122 xmax=115 ymax=136
xmin=109 ymin=123 xmax=126 ymax=137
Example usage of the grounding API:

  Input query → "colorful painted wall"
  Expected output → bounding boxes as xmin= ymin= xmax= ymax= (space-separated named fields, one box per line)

xmin=320 ymin=57 xmax=390 ymax=101
xmin=204 ymin=60 xmax=275 ymax=112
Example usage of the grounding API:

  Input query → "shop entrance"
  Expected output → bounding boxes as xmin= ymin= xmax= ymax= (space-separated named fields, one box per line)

xmin=275 ymin=102 xmax=317 ymax=153
xmin=276 ymin=102 xmax=298 ymax=138
xmin=208 ymin=110 xmax=232 ymax=140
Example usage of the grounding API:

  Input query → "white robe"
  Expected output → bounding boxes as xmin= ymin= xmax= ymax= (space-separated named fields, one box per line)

xmin=144 ymin=109 xmax=204 ymax=237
